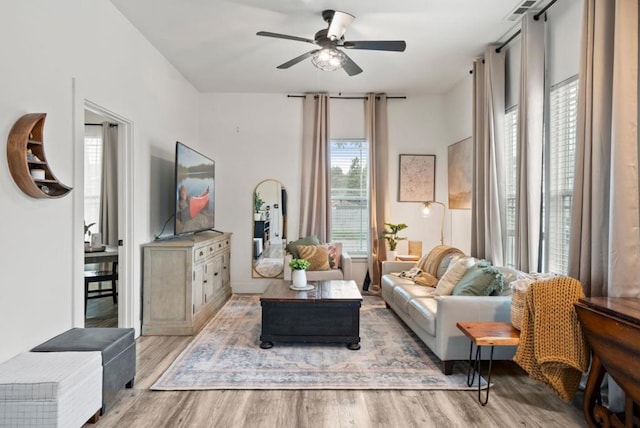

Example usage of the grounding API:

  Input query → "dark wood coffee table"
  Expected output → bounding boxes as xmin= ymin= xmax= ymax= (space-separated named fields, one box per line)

xmin=260 ymin=280 xmax=362 ymax=350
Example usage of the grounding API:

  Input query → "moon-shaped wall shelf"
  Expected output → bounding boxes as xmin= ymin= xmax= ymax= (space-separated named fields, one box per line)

xmin=7 ymin=113 xmax=72 ymax=198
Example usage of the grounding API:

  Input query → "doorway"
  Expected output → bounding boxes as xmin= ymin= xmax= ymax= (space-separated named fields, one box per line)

xmin=81 ymin=100 xmax=134 ymax=330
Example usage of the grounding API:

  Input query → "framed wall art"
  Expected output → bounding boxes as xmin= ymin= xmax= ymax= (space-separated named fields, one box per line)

xmin=447 ymin=137 xmax=472 ymax=209
xmin=398 ymin=154 xmax=435 ymax=202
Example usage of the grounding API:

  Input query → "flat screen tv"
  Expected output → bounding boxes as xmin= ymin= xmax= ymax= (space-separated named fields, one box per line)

xmin=174 ymin=141 xmax=215 ymax=235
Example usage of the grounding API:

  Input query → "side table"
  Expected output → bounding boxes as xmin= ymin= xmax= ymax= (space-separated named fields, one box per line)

xmin=456 ymin=321 xmax=520 ymax=405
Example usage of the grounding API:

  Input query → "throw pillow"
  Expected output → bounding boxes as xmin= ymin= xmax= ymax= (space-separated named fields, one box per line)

xmin=434 ymin=256 xmax=476 ymax=296
xmin=326 ymin=242 xmax=343 ymax=269
xmin=297 ymin=245 xmax=331 ymax=271
xmin=452 ymin=261 xmax=505 ymax=296
xmin=414 ymin=272 xmax=438 ymax=287
xmin=286 ymin=236 xmax=321 ymax=259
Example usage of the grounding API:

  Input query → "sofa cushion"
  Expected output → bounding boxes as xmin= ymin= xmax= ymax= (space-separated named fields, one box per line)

xmin=286 ymin=236 xmax=321 ymax=259
xmin=435 ymin=256 xmax=476 ymax=296
xmin=408 ymin=297 xmax=438 ymax=336
xmin=452 ymin=261 xmax=505 ymax=296
xmin=297 ymin=244 xmax=330 ymax=271
xmin=393 ymin=284 xmax=436 ymax=312
xmin=416 ymin=245 xmax=465 ymax=278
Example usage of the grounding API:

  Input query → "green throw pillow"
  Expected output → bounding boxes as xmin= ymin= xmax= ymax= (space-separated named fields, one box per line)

xmin=452 ymin=260 xmax=505 ymax=296
xmin=286 ymin=236 xmax=321 ymax=259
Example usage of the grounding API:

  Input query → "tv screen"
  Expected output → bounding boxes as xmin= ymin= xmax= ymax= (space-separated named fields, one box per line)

xmin=174 ymin=141 xmax=215 ymax=235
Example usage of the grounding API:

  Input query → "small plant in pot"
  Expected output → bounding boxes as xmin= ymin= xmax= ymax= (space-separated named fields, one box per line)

xmin=254 ymin=192 xmax=265 ymax=221
xmin=289 ymin=258 xmax=311 ymax=290
xmin=384 ymin=222 xmax=408 ymax=260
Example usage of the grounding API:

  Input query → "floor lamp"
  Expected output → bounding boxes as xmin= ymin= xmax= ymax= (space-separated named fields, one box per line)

xmin=421 ymin=201 xmax=445 ymax=245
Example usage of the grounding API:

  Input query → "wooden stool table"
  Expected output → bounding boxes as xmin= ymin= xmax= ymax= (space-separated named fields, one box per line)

xmin=456 ymin=321 xmax=520 ymax=405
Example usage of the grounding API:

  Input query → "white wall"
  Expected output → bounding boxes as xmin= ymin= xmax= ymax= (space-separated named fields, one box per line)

xmin=444 ymin=76 xmax=474 ymax=254
xmin=0 ymin=0 xmax=200 ymax=363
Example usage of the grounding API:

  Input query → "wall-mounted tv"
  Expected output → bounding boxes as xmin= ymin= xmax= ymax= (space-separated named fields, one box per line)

xmin=174 ymin=141 xmax=215 ymax=235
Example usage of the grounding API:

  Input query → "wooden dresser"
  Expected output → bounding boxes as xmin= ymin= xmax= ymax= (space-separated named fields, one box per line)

xmin=574 ymin=297 xmax=640 ymax=427
xmin=142 ymin=231 xmax=231 ymax=335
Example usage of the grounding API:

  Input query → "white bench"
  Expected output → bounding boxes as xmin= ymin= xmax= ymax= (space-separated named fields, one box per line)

xmin=0 ymin=351 xmax=102 ymax=427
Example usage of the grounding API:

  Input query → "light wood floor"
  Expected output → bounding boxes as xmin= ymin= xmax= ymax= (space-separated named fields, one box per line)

xmin=86 ymin=328 xmax=587 ymax=427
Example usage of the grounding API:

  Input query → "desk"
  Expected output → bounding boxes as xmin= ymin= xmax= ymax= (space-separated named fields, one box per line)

xmin=456 ymin=321 xmax=521 ymax=405
xmin=84 ymin=246 xmax=118 ymax=264
xmin=574 ymin=297 xmax=640 ymax=427
xmin=84 ymin=246 xmax=119 ymax=313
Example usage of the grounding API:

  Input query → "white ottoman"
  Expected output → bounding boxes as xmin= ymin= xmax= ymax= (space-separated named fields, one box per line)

xmin=0 ymin=351 xmax=102 ymax=428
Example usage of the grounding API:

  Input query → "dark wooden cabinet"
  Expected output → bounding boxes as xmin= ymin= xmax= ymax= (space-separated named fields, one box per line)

xmin=254 ymin=220 xmax=270 ymax=244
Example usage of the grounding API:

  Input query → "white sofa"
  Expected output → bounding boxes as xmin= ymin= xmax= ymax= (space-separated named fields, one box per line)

xmin=381 ymin=247 xmax=517 ymax=375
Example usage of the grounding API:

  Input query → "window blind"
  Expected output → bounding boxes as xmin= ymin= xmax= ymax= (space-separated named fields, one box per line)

xmin=504 ymin=107 xmax=519 ymax=268
xmin=547 ymin=77 xmax=578 ymax=274
xmin=329 ymin=140 xmax=370 ymax=256
xmin=84 ymin=126 xmax=103 ymax=234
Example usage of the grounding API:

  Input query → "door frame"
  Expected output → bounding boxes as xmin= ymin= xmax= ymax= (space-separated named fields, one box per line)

xmin=73 ymin=90 xmax=136 ymax=332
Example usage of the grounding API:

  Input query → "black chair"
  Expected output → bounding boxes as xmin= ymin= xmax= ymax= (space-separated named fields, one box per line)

xmin=84 ymin=262 xmax=118 ymax=314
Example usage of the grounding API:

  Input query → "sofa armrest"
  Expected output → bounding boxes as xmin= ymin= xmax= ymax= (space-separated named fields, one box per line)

xmin=435 ymin=295 xmax=513 ymax=358
xmin=340 ymin=251 xmax=352 ymax=280
xmin=381 ymin=261 xmax=416 ymax=276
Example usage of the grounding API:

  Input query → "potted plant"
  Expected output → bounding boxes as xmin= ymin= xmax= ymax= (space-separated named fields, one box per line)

xmin=84 ymin=221 xmax=95 ymax=251
xmin=289 ymin=258 xmax=310 ymax=290
xmin=254 ymin=192 xmax=265 ymax=221
xmin=384 ymin=222 xmax=408 ymax=261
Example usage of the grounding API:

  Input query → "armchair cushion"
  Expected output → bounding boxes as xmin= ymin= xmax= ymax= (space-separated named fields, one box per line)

xmin=286 ymin=236 xmax=320 ymax=258
xmin=297 ymin=245 xmax=331 ymax=271
xmin=327 ymin=242 xmax=343 ymax=269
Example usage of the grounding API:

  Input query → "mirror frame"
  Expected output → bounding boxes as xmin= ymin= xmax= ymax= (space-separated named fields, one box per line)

xmin=251 ymin=179 xmax=287 ymax=278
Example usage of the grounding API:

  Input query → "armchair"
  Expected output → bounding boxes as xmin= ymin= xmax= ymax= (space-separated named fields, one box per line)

xmin=284 ymin=251 xmax=352 ymax=282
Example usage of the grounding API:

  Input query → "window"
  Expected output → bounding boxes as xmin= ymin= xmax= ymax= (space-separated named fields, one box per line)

xmin=504 ymin=107 xmax=518 ymax=268
xmin=545 ymin=77 xmax=578 ymax=274
xmin=329 ymin=140 xmax=369 ymax=256
xmin=84 ymin=125 xmax=103 ymax=234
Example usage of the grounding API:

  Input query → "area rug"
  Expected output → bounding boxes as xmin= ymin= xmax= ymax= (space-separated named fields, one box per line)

xmin=151 ymin=295 xmax=485 ymax=390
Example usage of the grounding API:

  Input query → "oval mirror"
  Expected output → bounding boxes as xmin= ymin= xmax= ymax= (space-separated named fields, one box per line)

xmin=252 ymin=179 xmax=287 ymax=278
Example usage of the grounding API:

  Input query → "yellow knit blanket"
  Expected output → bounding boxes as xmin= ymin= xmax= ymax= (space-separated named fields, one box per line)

xmin=513 ymin=276 xmax=589 ymax=402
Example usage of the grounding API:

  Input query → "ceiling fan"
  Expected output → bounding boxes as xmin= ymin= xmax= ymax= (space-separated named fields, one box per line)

xmin=256 ymin=9 xmax=406 ymax=76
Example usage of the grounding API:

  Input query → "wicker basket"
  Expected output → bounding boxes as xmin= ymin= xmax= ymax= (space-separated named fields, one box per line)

xmin=511 ymin=288 xmax=527 ymax=330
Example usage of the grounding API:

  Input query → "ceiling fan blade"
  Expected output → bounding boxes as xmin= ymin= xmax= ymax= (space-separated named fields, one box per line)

xmin=342 ymin=40 xmax=407 ymax=52
xmin=341 ymin=52 xmax=363 ymax=76
xmin=257 ymin=31 xmax=315 ymax=45
xmin=277 ymin=50 xmax=319 ymax=69
xmin=327 ymin=10 xmax=355 ymax=40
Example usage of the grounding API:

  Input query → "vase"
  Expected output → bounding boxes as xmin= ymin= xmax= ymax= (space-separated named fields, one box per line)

xmin=254 ymin=213 xmax=262 ymax=221
xmin=292 ymin=269 xmax=307 ymax=289
xmin=388 ymin=250 xmax=398 ymax=261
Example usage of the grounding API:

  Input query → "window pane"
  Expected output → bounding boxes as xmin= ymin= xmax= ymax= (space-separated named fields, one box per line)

xmin=330 ymin=140 xmax=369 ymax=256
xmin=84 ymin=125 xmax=103 ymax=237
xmin=547 ymin=78 xmax=578 ymax=274
xmin=504 ymin=107 xmax=518 ymax=269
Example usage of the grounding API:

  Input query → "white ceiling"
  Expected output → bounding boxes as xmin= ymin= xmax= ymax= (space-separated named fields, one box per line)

xmin=110 ymin=0 xmax=532 ymax=95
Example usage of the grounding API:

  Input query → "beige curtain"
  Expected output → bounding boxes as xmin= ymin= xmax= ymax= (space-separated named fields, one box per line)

xmin=515 ymin=12 xmax=545 ymax=272
xmin=471 ymin=47 xmax=506 ymax=266
xmin=366 ymin=94 xmax=390 ymax=290
xmin=99 ymin=122 xmax=118 ymax=246
xmin=299 ymin=94 xmax=331 ymax=242
xmin=569 ymin=0 xmax=639 ymax=298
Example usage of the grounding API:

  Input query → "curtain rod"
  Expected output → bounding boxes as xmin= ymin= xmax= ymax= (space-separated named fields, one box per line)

xmin=287 ymin=95 xmax=406 ymax=100
xmin=85 ymin=123 xmax=118 ymax=127
xmin=495 ymin=0 xmax=558 ymax=53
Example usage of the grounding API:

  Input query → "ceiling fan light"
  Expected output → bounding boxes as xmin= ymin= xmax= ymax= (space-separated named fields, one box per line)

xmin=311 ymin=48 xmax=346 ymax=72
